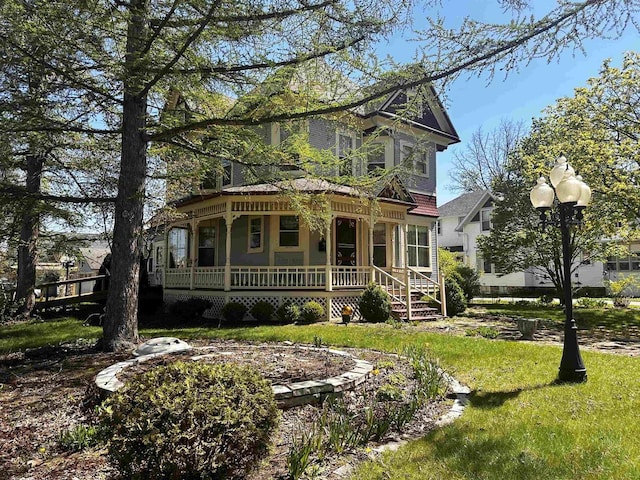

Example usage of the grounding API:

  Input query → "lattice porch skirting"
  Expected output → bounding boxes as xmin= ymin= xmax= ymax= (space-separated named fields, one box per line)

xmin=163 ymin=289 xmax=362 ymax=322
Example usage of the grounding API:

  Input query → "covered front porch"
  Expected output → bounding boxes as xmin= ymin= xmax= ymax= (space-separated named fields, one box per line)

xmin=155 ymin=179 xmax=444 ymax=319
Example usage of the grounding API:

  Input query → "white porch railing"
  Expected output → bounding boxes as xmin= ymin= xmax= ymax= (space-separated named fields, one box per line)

xmin=193 ymin=267 xmax=225 ymax=289
xmin=230 ymin=266 xmax=326 ymax=289
xmin=165 ymin=268 xmax=192 ymax=289
xmin=164 ymin=265 xmax=373 ymax=290
xmin=373 ymin=266 xmax=407 ymax=304
xmin=331 ymin=266 xmax=371 ymax=288
xmin=407 ymin=267 xmax=445 ymax=316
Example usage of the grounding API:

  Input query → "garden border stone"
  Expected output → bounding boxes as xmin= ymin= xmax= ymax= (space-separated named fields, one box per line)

xmin=95 ymin=338 xmax=374 ymax=408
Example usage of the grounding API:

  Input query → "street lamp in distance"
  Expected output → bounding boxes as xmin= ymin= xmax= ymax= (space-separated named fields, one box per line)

xmin=530 ymin=155 xmax=591 ymax=383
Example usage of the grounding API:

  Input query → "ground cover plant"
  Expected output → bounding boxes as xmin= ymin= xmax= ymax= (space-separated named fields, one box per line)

xmin=1 ymin=314 xmax=639 ymax=479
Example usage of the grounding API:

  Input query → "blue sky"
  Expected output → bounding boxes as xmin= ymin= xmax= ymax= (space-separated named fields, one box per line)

xmin=380 ymin=2 xmax=638 ymax=206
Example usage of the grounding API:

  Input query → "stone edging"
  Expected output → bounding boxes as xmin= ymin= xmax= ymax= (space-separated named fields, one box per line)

xmin=95 ymin=340 xmax=373 ymax=408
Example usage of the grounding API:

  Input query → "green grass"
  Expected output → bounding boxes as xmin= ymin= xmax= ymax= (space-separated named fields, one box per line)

xmin=1 ymin=318 xmax=639 ymax=479
xmin=471 ymin=303 xmax=640 ymax=337
xmin=0 ymin=318 xmax=102 ymax=353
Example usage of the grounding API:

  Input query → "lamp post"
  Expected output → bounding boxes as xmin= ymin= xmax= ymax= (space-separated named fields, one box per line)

xmin=530 ymin=155 xmax=591 ymax=383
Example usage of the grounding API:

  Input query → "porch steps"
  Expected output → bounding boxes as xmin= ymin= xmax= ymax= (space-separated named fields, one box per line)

xmin=390 ymin=299 xmax=442 ymax=322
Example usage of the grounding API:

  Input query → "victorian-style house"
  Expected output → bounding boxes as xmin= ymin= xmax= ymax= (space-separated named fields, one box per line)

xmin=149 ymin=82 xmax=460 ymax=321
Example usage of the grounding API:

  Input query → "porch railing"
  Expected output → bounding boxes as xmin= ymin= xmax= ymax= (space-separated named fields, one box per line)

xmin=331 ymin=266 xmax=371 ymax=288
xmin=164 ymin=265 xmax=370 ymax=290
xmin=231 ymin=266 xmax=326 ymax=289
xmin=408 ymin=267 xmax=446 ymax=316
xmin=372 ymin=265 xmax=407 ymax=304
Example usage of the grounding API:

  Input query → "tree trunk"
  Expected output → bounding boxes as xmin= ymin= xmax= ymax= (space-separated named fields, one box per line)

xmin=103 ymin=0 xmax=148 ymax=351
xmin=15 ymin=154 xmax=44 ymax=317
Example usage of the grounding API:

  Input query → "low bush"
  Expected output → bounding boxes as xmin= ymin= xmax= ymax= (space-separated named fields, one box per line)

xmin=576 ymin=297 xmax=607 ymax=308
xmin=221 ymin=301 xmax=247 ymax=324
xmin=443 ymin=276 xmax=467 ymax=316
xmin=168 ymin=297 xmax=212 ymax=322
xmin=454 ymin=264 xmax=481 ymax=301
xmin=537 ymin=294 xmax=555 ymax=306
xmin=250 ymin=301 xmax=275 ymax=323
xmin=359 ymin=282 xmax=392 ymax=323
xmin=99 ymin=361 xmax=279 ymax=480
xmin=299 ymin=301 xmax=325 ymax=324
xmin=276 ymin=301 xmax=300 ymax=324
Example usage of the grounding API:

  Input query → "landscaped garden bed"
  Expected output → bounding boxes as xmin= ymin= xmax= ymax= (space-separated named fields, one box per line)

xmin=0 ymin=337 xmax=454 ymax=480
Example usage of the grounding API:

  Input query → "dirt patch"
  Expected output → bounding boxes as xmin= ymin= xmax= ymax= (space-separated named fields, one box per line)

xmin=0 ymin=339 xmax=451 ymax=480
xmin=119 ymin=340 xmax=356 ymax=386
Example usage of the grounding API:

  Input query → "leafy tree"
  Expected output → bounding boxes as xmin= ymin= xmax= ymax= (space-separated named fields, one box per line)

xmin=0 ymin=2 xmax=117 ymax=316
xmin=478 ymin=54 xmax=640 ymax=300
xmin=1 ymin=0 xmax=639 ymax=349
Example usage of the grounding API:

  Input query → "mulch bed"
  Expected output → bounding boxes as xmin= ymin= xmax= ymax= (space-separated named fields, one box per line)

xmin=0 ymin=339 xmax=452 ymax=480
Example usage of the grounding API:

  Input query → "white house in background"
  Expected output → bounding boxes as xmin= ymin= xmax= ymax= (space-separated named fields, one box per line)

xmin=437 ymin=190 xmax=621 ymax=295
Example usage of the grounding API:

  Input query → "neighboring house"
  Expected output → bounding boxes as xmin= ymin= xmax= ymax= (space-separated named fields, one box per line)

xmin=151 ymin=83 xmax=460 ymax=320
xmin=437 ymin=190 xmax=639 ymax=295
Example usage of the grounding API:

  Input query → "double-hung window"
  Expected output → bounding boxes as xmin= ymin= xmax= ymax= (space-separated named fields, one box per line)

xmin=198 ymin=226 xmax=216 ymax=266
xmin=279 ymin=215 xmax=299 ymax=247
xmin=248 ymin=216 xmax=263 ymax=252
xmin=407 ymin=224 xmax=430 ymax=268
xmin=480 ymin=209 xmax=492 ymax=231
xmin=169 ymin=228 xmax=189 ymax=268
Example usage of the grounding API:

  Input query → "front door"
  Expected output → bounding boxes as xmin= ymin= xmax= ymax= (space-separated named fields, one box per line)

xmin=335 ymin=217 xmax=357 ymax=266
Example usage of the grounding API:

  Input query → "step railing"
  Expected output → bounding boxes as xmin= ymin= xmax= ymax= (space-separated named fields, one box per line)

xmin=372 ymin=265 xmax=407 ymax=307
xmin=407 ymin=267 xmax=446 ymax=316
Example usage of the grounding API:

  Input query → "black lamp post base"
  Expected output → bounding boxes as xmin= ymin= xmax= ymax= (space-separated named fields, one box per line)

xmin=558 ymin=368 xmax=587 ymax=383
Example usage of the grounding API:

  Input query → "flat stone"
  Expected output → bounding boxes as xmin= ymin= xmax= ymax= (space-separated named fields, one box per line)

xmin=133 ymin=337 xmax=191 ymax=357
xmin=289 ymin=380 xmax=333 ymax=397
xmin=272 ymin=385 xmax=293 ymax=399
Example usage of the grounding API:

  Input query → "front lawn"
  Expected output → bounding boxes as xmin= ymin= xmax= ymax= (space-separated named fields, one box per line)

xmin=1 ymin=317 xmax=639 ymax=479
xmin=470 ymin=303 xmax=640 ymax=339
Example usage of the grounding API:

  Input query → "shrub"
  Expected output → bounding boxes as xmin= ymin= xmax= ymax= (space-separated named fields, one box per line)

xmin=99 ymin=361 xmax=279 ymax=480
xmin=443 ymin=276 xmax=467 ymax=316
xmin=168 ymin=298 xmax=212 ymax=322
xmin=299 ymin=301 xmax=325 ymax=324
xmin=576 ymin=297 xmax=607 ymax=308
xmin=359 ymin=282 xmax=391 ymax=323
xmin=537 ymin=294 xmax=555 ymax=306
xmin=0 ymin=295 xmax=17 ymax=324
xmin=276 ymin=301 xmax=300 ymax=324
xmin=250 ymin=301 xmax=275 ymax=323
xmin=454 ymin=264 xmax=481 ymax=301
xmin=221 ymin=301 xmax=247 ymax=323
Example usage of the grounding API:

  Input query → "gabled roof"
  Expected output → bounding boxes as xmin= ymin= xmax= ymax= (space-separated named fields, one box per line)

xmin=364 ymin=85 xmax=460 ymax=148
xmin=438 ymin=190 xmax=494 ymax=232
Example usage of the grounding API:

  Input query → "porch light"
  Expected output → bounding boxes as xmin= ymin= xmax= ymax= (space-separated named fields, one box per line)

xmin=529 ymin=155 xmax=590 ymax=383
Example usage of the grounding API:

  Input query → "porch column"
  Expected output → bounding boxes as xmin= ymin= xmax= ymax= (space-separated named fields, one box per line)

xmin=163 ymin=226 xmax=170 ymax=287
xmin=224 ymin=208 xmax=233 ymax=292
xmin=189 ymin=219 xmax=197 ymax=290
xmin=402 ymin=223 xmax=412 ymax=320
xmin=368 ymin=216 xmax=375 ymax=280
xmin=325 ymin=220 xmax=332 ymax=292
xmin=391 ymin=224 xmax=397 ymax=268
